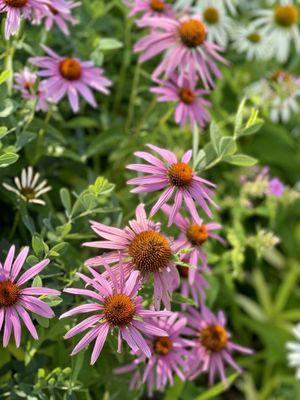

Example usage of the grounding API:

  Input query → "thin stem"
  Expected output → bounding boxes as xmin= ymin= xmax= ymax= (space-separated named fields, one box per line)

xmin=5 ymin=39 xmax=15 ymax=95
xmin=32 ymin=107 xmax=53 ymax=165
xmin=125 ymin=62 xmax=141 ymax=133
xmin=9 ymin=209 xmax=20 ymax=241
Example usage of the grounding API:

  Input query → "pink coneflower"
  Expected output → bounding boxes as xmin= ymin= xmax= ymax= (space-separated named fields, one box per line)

xmin=115 ymin=313 xmax=192 ymax=395
xmin=134 ymin=15 xmax=228 ymax=88
xmin=34 ymin=0 xmax=79 ymax=35
xmin=124 ymin=0 xmax=173 ymax=20
xmin=29 ymin=45 xmax=111 ymax=113
xmin=0 ymin=0 xmax=49 ymax=39
xmin=151 ymin=73 xmax=211 ymax=128
xmin=184 ymin=306 xmax=253 ymax=384
xmin=14 ymin=68 xmax=50 ymax=111
xmin=83 ymin=204 xmax=179 ymax=310
xmin=127 ymin=144 xmax=217 ymax=225
xmin=60 ymin=259 xmax=171 ymax=364
xmin=0 ymin=245 xmax=60 ymax=347
xmin=162 ymin=205 xmax=224 ymax=269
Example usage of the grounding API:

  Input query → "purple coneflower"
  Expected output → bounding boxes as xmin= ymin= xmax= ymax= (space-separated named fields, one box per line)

xmin=83 ymin=204 xmax=179 ymax=310
xmin=0 ymin=0 xmax=49 ymax=39
xmin=134 ymin=15 xmax=228 ymax=88
xmin=14 ymin=68 xmax=50 ymax=111
xmin=184 ymin=305 xmax=253 ymax=384
xmin=0 ymin=245 xmax=60 ymax=347
xmin=29 ymin=45 xmax=111 ymax=113
xmin=34 ymin=0 xmax=79 ymax=35
xmin=151 ymin=73 xmax=211 ymax=128
xmin=115 ymin=313 xmax=192 ymax=395
xmin=124 ymin=0 xmax=173 ymax=20
xmin=127 ymin=144 xmax=217 ymax=225
xmin=60 ymin=259 xmax=171 ymax=364
xmin=162 ymin=205 xmax=224 ymax=269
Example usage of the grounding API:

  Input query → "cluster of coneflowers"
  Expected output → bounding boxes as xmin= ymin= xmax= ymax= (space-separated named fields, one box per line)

xmin=0 ymin=144 xmax=253 ymax=394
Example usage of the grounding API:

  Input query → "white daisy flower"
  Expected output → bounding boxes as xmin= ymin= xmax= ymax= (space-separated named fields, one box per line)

xmin=231 ymin=24 xmax=273 ymax=61
xmin=252 ymin=0 xmax=300 ymax=63
xmin=195 ymin=0 xmax=234 ymax=47
xmin=287 ymin=323 xmax=300 ymax=379
xmin=246 ymin=70 xmax=300 ymax=123
xmin=3 ymin=166 xmax=52 ymax=206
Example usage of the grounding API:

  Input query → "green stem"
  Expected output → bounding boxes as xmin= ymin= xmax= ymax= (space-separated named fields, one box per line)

xmin=125 ymin=62 xmax=141 ymax=133
xmin=5 ymin=39 xmax=15 ymax=95
xmin=33 ymin=107 xmax=53 ymax=165
xmin=9 ymin=209 xmax=20 ymax=241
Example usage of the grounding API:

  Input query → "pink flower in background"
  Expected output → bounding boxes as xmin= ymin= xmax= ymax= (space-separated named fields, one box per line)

xmin=34 ymin=0 xmax=79 ymax=35
xmin=14 ymin=68 xmax=50 ymax=111
xmin=0 ymin=245 xmax=60 ymax=347
xmin=134 ymin=15 xmax=228 ymax=88
xmin=83 ymin=204 xmax=179 ymax=310
xmin=60 ymin=259 xmax=171 ymax=364
xmin=0 ymin=0 xmax=49 ymax=39
xmin=115 ymin=313 xmax=192 ymax=395
xmin=162 ymin=205 xmax=224 ymax=269
xmin=184 ymin=305 xmax=253 ymax=384
xmin=268 ymin=177 xmax=285 ymax=197
xmin=127 ymin=144 xmax=217 ymax=225
xmin=29 ymin=45 xmax=111 ymax=113
xmin=151 ymin=74 xmax=211 ymax=128
xmin=124 ymin=0 xmax=173 ymax=20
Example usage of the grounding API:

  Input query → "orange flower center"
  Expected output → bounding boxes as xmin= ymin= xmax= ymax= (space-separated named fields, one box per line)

xmin=59 ymin=58 xmax=82 ymax=81
xmin=0 ymin=280 xmax=20 ymax=307
xmin=150 ymin=0 xmax=165 ymax=12
xmin=21 ymin=187 xmax=36 ymax=201
xmin=179 ymin=88 xmax=195 ymax=104
xmin=200 ymin=324 xmax=227 ymax=352
xmin=129 ymin=231 xmax=172 ymax=274
xmin=186 ymin=224 xmax=208 ymax=246
xmin=153 ymin=336 xmax=173 ymax=355
xmin=203 ymin=7 xmax=219 ymax=24
xmin=5 ymin=0 xmax=27 ymax=7
xmin=49 ymin=5 xmax=59 ymax=15
xmin=270 ymin=70 xmax=292 ymax=83
xmin=177 ymin=265 xmax=189 ymax=279
xmin=247 ymin=32 xmax=261 ymax=43
xmin=168 ymin=162 xmax=193 ymax=187
xmin=274 ymin=5 xmax=299 ymax=27
xmin=103 ymin=293 xmax=135 ymax=326
xmin=179 ymin=19 xmax=207 ymax=48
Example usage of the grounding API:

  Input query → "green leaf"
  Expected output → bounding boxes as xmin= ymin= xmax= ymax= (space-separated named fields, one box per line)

xmin=0 ymin=126 xmax=8 ymax=139
xmin=234 ymin=98 xmax=247 ymax=137
xmin=0 ymin=70 xmax=11 ymax=85
xmin=195 ymin=373 xmax=240 ymax=400
xmin=172 ymin=292 xmax=195 ymax=306
xmin=35 ymin=314 xmax=50 ymax=328
xmin=98 ymin=38 xmax=123 ymax=50
xmin=0 ymin=152 xmax=19 ymax=168
xmin=219 ymin=137 xmax=237 ymax=157
xmin=223 ymin=154 xmax=257 ymax=166
xmin=60 ymin=188 xmax=72 ymax=215
xmin=32 ymin=235 xmax=45 ymax=257
xmin=32 ymin=276 xmax=42 ymax=287
xmin=163 ymin=377 xmax=185 ymax=400
xmin=209 ymin=121 xmax=221 ymax=154
xmin=0 ymin=99 xmax=14 ymax=118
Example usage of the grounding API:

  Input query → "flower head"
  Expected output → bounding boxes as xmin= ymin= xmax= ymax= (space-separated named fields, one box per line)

xmin=29 ymin=45 xmax=111 ymax=113
xmin=60 ymin=259 xmax=171 ymax=364
xmin=0 ymin=0 xmax=49 ymax=39
xmin=3 ymin=166 xmax=51 ymax=206
xmin=83 ymin=204 xmax=179 ymax=310
xmin=287 ymin=323 xmax=300 ymax=379
xmin=124 ymin=0 xmax=173 ymax=21
xmin=134 ymin=15 xmax=228 ymax=88
xmin=184 ymin=305 xmax=252 ymax=383
xmin=14 ymin=68 xmax=51 ymax=111
xmin=231 ymin=24 xmax=273 ymax=61
xmin=127 ymin=144 xmax=217 ymax=225
xmin=151 ymin=73 xmax=211 ymax=129
xmin=268 ymin=177 xmax=285 ymax=197
xmin=196 ymin=0 xmax=234 ymax=47
xmin=34 ymin=0 xmax=79 ymax=35
xmin=0 ymin=245 xmax=60 ymax=347
xmin=115 ymin=313 xmax=191 ymax=395
xmin=252 ymin=1 xmax=300 ymax=62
